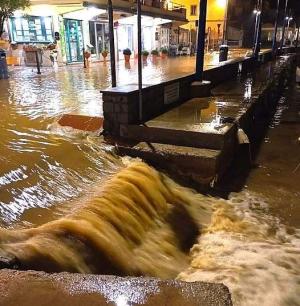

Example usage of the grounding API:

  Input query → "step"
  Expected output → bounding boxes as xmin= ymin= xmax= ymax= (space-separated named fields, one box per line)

xmin=120 ymin=97 xmax=238 ymax=151
xmin=118 ymin=142 xmax=234 ymax=185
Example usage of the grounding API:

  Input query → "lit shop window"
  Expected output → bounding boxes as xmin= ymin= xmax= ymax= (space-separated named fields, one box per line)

xmin=10 ymin=16 xmax=54 ymax=43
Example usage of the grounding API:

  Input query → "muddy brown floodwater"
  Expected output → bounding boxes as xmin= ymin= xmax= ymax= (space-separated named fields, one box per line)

xmin=0 ymin=55 xmax=299 ymax=306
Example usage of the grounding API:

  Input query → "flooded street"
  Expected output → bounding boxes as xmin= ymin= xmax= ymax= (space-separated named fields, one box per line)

xmin=0 ymin=52 xmax=248 ymax=227
xmin=0 ymin=52 xmax=299 ymax=306
xmin=179 ymin=83 xmax=300 ymax=305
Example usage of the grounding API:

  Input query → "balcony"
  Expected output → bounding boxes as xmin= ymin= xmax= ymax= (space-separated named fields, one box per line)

xmin=84 ymin=0 xmax=187 ymax=22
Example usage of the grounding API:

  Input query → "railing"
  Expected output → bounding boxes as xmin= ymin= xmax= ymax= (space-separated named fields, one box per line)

xmin=123 ymin=0 xmax=185 ymax=13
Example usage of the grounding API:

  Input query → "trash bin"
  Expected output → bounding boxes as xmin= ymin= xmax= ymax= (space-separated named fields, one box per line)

xmin=219 ymin=45 xmax=229 ymax=62
xmin=0 ymin=49 xmax=9 ymax=79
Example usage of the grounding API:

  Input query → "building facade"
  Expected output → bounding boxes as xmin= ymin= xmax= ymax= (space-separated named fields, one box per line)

xmin=174 ymin=0 xmax=228 ymax=49
xmin=3 ymin=0 xmax=187 ymax=65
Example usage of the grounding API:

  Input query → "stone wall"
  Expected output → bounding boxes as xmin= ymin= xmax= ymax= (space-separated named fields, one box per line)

xmin=101 ymin=53 xmax=275 ymax=137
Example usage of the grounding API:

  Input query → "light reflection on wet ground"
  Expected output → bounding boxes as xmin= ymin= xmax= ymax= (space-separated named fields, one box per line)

xmin=0 ymin=52 xmax=250 ymax=227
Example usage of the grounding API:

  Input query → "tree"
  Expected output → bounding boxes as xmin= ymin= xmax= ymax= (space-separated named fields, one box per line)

xmin=0 ymin=0 xmax=30 ymax=38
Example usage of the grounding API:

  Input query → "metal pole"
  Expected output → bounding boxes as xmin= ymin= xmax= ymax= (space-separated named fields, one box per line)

xmin=286 ymin=11 xmax=292 ymax=45
xmin=222 ymin=0 xmax=229 ymax=45
xmin=108 ymin=0 xmax=117 ymax=87
xmin=195 ymin=0 xmax=208 ymax=81
xmin=280 ymin=0 xmax=288 ymax=50
xmin=272 ymin=0 xmax=280 ymax=54
xmin=254 ymin=0 xmax=263 ymax=57
xmin=295 ymin=26 xmax=299 ymax=49
xmin=35 ymin=50 xmax=41 ymax=75
xmin=83 ymin=47 xmax=87 ymax=68
xmin=137 ymin=0 xmax=143 ymax=122
xmin=253 ymin=10 xmax=259 ymax=52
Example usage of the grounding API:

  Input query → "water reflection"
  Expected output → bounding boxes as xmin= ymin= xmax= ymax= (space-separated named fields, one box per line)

xmin=2 ymin=54 xmax=252 ymax=227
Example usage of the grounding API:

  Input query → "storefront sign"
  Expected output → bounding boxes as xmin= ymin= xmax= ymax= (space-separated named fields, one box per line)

xmin=164 ymin=82 xmax=180 ymax=105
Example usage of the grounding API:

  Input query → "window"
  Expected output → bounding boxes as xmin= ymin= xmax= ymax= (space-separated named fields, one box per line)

xmin=10 ymin=16 xmax=54 ymax=43
xmin=190 ymin=5 xmax=197 ymax=16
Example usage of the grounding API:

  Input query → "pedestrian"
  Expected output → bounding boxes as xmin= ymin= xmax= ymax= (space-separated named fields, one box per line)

xmin=0 ymin=49 xmax=9 ymax=79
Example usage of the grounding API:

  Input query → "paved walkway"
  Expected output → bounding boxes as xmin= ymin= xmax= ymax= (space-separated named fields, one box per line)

xmin=7 ymin=49 xmax=251 ymax=118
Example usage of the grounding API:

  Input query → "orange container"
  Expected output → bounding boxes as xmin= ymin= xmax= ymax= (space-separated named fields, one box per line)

xmin=6 ymin=56 xmax=20 ymax=66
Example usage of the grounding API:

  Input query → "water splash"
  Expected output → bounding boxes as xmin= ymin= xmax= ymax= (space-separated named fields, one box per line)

xmin=0 ymin=161 xmax=211 ymax=278
xmin=178 ymin=192 xmax=300 ymax=306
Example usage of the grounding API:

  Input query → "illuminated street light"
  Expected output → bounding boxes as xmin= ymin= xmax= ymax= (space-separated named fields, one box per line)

xmin=217 ymin=0 xmax=227 ymax=8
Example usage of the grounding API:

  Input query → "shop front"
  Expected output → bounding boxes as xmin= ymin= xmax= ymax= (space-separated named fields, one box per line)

xmin=64 ymin=19 xmax=84 ymax=63
xmin=89 ymin=21 xmax=110 ymax=60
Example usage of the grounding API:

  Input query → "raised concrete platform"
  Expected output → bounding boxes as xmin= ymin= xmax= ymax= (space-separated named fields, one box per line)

xmin=116 ymin=55 xmax=294 ymax=185
xmin=118 ymin=142 xmax=226 ymax=185
xmin=0 ymin=269 xmax=233 ymax=306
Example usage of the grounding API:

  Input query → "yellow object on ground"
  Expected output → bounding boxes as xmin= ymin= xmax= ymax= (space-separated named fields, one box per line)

xmin=58 ymin=114 xmax=103 ymax=132
xmin=6 ymin=56 xmax=21 ymax=66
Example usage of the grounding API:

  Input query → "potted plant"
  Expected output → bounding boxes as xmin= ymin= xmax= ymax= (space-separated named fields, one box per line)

xmin=10 ymin=42 xmax=18 ymax=51
xmin=142 ymin=50 xmax=149 ymax=61
xmin=160 ymin=47 xmax=168 ymax=58
xmin=151 ymin=49 xmax=159 ymax=60
xmin=123 ymin=48 xmax=132 ymax=62
xmin=101 ymin=49 xmax=108 ymax=61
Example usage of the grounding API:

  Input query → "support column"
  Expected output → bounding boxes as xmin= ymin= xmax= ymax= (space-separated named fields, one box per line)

xmin=254 ymin=0 xmax=263 ymax=58
xmin=272 ymin=0 xmax=280 ymax=55
xmin=222 ymin=0 xmax=229 ymax=45
xmin=280 ymin=0 xmax=289 ymax=50
xmin=191 ymin=0 xmax=211 ymax=98
xmin=137 ymin=0 xmax=143 ymax=122
xmin=108 ymin=0 xmax=116 ymax=87
xmin=195 ymin=0 xmax=207 ymax=81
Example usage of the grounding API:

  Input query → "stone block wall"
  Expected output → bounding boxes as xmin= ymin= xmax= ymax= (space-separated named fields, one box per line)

xmin=101 ymin=53 xmax=280 ymax=137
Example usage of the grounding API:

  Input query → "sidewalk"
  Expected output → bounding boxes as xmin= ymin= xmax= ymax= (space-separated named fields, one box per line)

xmin=5 ymin=50 xmax=251 ymax=119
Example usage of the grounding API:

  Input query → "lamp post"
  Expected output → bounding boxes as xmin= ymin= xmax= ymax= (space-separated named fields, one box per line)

xmin=253 ymin=0 xmax=263 ymax=57
xmin=272 ymin=0 xmax=280 ymax=54
xmin=286 ymin=13 xmax=293 ymax=45
xmin=280 ymin=0 xmax=288 ymax=50
xmin=195 ymin=0 xmax=208 ymax=81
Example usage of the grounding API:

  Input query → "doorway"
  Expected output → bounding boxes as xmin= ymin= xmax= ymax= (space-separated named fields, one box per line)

xmin=64 ymin=19 xmax=84 ymax=63
xmin=95 ymin=23 xmax=110 ymax=59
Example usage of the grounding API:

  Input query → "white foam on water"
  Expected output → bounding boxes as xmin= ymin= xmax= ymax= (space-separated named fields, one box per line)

xmin=178 ymin=191 xmax=300 ymax=306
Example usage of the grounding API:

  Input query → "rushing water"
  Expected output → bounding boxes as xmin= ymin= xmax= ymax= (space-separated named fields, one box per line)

xmin=0 ymin=56 xmax=299 ymax=306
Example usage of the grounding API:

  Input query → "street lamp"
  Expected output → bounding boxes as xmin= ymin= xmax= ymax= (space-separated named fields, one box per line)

xmin=286 ymin=16 xmax=293 ymax=45
xmin=272 ymin=0 xmax=280 ymax=55
xmin=253 ymin=0 xmax=262 ymax=57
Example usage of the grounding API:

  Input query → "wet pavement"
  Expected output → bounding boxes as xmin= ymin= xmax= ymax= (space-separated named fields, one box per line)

xmin=1 ymin=51 xmax=300 ymax=306
xmin=0 ymin=51 xmax=250 ymax=227
xmin=0 ymin=270 xmax=233 ymax=306
xmin=179 ymin=81 xmax=300 ymax=306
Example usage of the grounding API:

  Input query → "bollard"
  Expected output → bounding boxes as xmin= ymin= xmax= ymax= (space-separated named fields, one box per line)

xmin=83 ymin=48 xmax=87 ymax=68
xmin=35 ymin=50 xmax=41 ymax=75
xmin=0 ymin=49 xmax=9 ymax=79
xmin=219 ymin=45 xmax=229 ymax=62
